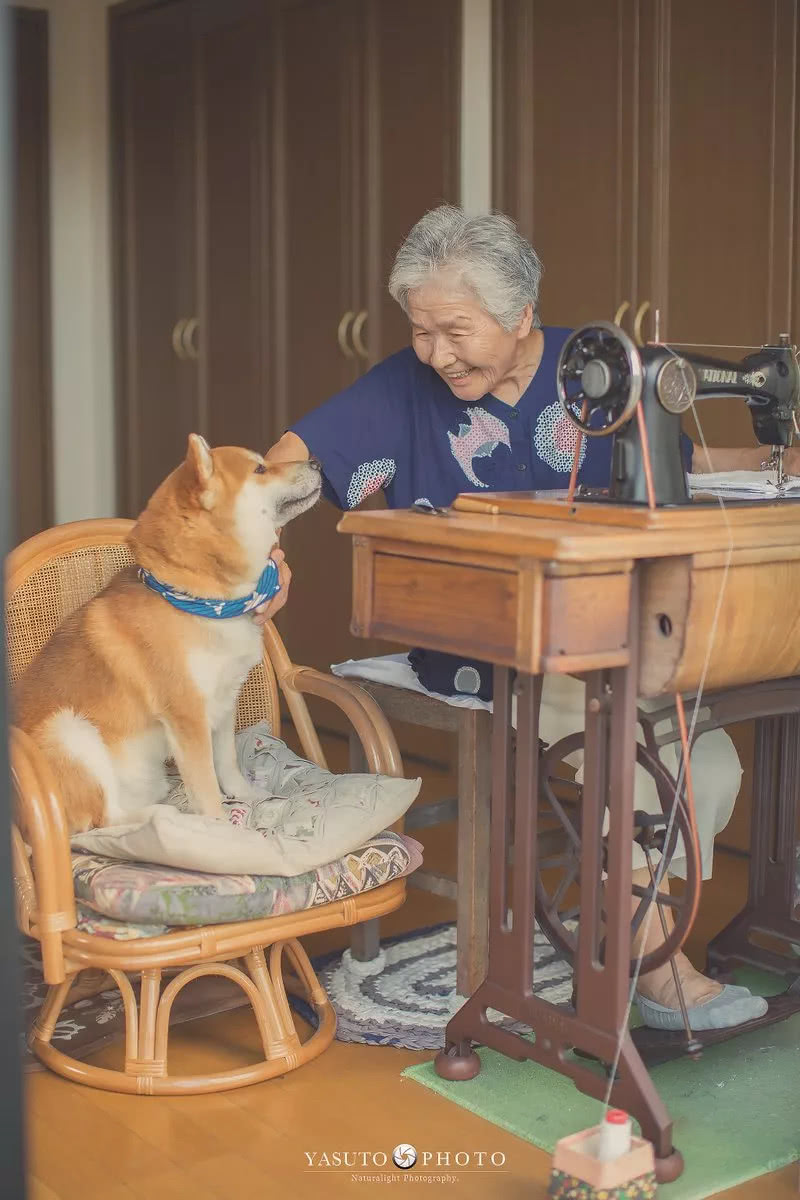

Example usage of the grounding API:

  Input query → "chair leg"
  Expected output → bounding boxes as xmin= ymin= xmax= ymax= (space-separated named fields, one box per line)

xmin=30 ymin=947 xmax=336 ymax=1094
xmin=137 ymin=968 xmax=162 ymax=1063
xmin=350 ymin=919 xmax=382 ymax=962
xmin=456 ymin=708 xmax=491 ymax=996
xmin=348 ymin=729 xmax=382 ymax=962
xmin=244 ymin=945 xmax=302 ymax=1061
xmin=28 ymin=975 xmax=76 ymax=1048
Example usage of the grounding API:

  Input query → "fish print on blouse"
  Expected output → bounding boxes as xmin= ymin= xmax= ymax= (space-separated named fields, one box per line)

xmin=447 ymin=407 xmax=512 ymax=488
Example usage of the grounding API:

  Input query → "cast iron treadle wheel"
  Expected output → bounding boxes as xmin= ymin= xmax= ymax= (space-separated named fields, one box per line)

xmin=535 ymin=732 xmax=702 ymax=974
xmin=434 ymin=1041 xmax=481 ymax=1080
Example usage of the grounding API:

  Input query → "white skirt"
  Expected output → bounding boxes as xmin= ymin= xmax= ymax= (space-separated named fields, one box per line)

xmin=540 ymin=675 xmax=742 ymax=879
xmin=331 ymin=655 xmax=743 ymax=880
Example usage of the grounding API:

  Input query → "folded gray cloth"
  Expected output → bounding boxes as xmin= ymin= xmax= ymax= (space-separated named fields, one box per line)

xmin=71 ymin=723 xmax=421 ymax=876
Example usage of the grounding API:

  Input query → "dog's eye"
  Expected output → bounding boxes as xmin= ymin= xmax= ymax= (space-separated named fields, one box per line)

xmin=253 ymin=463 xmax=267 ymax=475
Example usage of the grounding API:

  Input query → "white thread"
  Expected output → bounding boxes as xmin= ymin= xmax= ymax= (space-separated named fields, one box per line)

xmin=600 ymin=344 xmax=734 ymax=1114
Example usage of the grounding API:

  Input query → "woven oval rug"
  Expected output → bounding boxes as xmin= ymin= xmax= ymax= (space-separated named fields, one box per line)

xmin=290 ymin=921 xmax=574 ymax=1050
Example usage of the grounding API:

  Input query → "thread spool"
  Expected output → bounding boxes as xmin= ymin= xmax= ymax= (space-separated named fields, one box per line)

xmin=549 ymin=1107 xmax=658 ymax=1197
xmin=596 ymin=1110 xmax=632 ymax=1162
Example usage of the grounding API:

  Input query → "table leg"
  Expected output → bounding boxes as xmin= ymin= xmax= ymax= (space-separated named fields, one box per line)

xmin=435 ymin=575 xmax=683 ymax=1182
xmin=456 ymin=708 xmax=492 ymax=996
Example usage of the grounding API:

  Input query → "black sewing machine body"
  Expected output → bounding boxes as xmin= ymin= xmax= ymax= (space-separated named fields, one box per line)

xmin=556 ymin=322 xmax=800 ymax=506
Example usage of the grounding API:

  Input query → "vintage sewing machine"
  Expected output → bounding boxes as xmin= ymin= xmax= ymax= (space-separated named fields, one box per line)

xmin=555 ymin=320 xmax=800 ymax=504
xmin=339 ymin=323 xmax=800 ymax=1182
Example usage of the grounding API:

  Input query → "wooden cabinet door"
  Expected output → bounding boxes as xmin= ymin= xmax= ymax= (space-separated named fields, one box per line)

xmin=493 ymin=0 xmax=641 ymax=328
xmin=112 ymin=0 xmax=198 ymax=517
xmin=11 ymin=8 xmax=52 ymax=545
xmin=363 ymin=0 xmax=461 ymax=363
xmin=642 ymin=0 xmax=800 ymax=450
xmin=275 ymin=0 xmax=462 ymax=680
xmin=192 ymin=0 xmax=272 ymax=454
xmin=269 ymin=0 xmax=365 ymax=675
xmin=113 ymin=0 xmax=276 ymax=513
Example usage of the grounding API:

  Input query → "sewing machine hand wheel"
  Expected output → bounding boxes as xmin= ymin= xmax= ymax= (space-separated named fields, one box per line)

xmin=556 ymin=321 xmax=644 ymax=437
xmin=535 ymin=732 xmax=701 ymax=975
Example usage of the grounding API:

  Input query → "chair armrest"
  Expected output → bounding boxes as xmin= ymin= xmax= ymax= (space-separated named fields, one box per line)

xmin=261 ymin=619 xmax=404 ymax=776
xmin=9 ymin=727 xmax=77 ymax=982
xmin=281 ymin=666 xmax=403 ymax=778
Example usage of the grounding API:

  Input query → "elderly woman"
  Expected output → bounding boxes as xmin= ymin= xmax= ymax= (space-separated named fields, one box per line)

xmin=264 ymin=205 xmax=769 ymax=1031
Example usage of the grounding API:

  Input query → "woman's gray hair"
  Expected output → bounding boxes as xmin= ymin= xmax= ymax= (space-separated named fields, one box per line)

xmin=388 ymin=205 xmax=543 ymax=331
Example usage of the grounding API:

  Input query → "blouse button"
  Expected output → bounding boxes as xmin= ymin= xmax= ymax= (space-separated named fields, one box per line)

xmin=516 ymin=463 xmax=527 ymax=472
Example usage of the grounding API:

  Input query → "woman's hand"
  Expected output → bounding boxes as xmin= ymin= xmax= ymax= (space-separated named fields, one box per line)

xmin=252 ymin=547 xmax=292 ymax=625
xmin=265 ymin=430 xmax=310 ymax=464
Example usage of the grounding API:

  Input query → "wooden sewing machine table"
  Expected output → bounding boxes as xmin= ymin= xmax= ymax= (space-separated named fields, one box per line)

xmin=338 ymin=493 xmax=800 ymax=1180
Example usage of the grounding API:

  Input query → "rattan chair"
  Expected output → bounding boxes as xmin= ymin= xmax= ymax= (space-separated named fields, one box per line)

xmin=6 ymin=518 xmax=407 ymax=1094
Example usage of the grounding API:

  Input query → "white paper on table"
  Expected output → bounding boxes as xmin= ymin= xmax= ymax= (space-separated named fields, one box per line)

xmin=688 ymin=469 xmax=800 ymax=499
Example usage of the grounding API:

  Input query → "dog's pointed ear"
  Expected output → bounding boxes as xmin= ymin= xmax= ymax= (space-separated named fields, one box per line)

xmin=185 ymin=434 xmax=215 ymax=507
xmin=186 ymin=434 xmax=213 ymax=483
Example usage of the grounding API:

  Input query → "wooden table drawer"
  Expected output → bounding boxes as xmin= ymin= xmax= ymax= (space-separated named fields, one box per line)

xmin=351 ymin=538 xmax=633 ymax=674
xmin=364 ymin=551 xmax=520 ymax=666
xmin=540 ymin=572 xmax=630 ymax=671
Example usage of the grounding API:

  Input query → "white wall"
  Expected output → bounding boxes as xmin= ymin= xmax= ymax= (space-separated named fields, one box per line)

xmin=17 ymin=0 xmax=114 ymax=524
xmin=461 ymin=0 xmax=492 ymax=214
xmin=18 ymin=0 xmax=492 ymax=523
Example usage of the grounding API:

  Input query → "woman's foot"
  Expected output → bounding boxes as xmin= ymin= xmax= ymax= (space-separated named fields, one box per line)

xmin=630 ymin=868 xmax=766 ymax=1028
xmin=636 ymin=948 xmax=722 ymax=1009
xmin=635 ymin=985 xmax=768 ymax=1031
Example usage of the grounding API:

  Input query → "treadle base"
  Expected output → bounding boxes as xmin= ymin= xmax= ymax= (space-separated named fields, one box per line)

xmin=631 ymin=981 xmax=800 ymax=1066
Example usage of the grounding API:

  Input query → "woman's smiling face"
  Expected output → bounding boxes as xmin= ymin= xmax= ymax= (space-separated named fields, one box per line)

xmin=408 ymin=273 xmax=533 ymax=403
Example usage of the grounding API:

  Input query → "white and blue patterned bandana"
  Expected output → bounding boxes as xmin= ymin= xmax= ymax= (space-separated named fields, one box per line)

xmin=137 ymin=559 xmax=281 ymax=619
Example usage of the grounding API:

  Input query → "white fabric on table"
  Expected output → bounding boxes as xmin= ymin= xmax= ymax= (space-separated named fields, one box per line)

xmin=332 ymin=655 xmax=742 ymax=879
xmin=688 ymin=469 xmax=800 ymax=499
xmin=333 ymin=652 xmax=491 ymax=711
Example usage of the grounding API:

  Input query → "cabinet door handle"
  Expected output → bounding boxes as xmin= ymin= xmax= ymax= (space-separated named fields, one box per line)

xmin=352 ymin=309 xmax=369 ymax=359
xmin=182 ymin=317 xmax=199 ymax=360
xmin=171 ymin=318 xmax=188 ymax=360
xmin=337 ymin=311 xmax=355 ymax=358
xmin=613 ymin=300 xmax=630 ymax=327
xmin=634 ymin=300 xmax=651 ymax=347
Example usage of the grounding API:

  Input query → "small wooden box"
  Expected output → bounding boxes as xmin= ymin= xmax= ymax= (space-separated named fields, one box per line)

xmin=549 ymin=1126 xmax=656 ymax=1198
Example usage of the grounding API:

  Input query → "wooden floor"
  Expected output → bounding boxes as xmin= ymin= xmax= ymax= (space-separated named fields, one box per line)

xmin=24 ymin=724 xmax=799 ymax=1199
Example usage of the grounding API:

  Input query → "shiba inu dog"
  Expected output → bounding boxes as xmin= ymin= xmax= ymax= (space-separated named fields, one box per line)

xmin=14 ymin=434 xmax=321 ymax=833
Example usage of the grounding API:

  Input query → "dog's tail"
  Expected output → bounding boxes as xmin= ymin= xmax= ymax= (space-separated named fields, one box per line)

xmin=36 ymin=709 xmax=115 ymax=832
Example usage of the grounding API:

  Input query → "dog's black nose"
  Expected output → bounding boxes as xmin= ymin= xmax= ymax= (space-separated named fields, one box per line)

xmin=308 ymin=456 xmax=322 ymax=472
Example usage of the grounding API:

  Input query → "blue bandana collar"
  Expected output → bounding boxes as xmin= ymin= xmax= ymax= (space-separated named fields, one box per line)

xmin=137 ymin=559 xmax=281 ymax=619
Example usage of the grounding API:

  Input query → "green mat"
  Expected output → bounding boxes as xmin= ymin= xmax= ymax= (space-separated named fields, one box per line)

xmin=403 ymin=970 xmax=800 ymax=1199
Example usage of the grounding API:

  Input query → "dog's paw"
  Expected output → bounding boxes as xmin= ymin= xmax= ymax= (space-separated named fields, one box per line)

xmin=218 ymin=772 xmax=260 ymax=802
xmin=186 ymin=791 xmax=229 ymax=822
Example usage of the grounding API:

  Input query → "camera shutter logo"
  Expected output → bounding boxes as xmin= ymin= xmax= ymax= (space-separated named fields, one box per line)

xmin=392 ymin=1144 xmax=417 ymax=1170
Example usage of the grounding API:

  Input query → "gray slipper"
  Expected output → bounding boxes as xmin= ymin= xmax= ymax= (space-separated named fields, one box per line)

xmin=635 ymin=985 xmax=768 ymax=1031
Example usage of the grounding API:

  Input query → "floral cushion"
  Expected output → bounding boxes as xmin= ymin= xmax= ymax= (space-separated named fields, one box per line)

xmin=72 ymin=832 xmax=421 ymax=929
xmin=71 ymin=724 xmax=421 ymax=877
xmin=75 ymin=901 xmax=170 ymax=940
